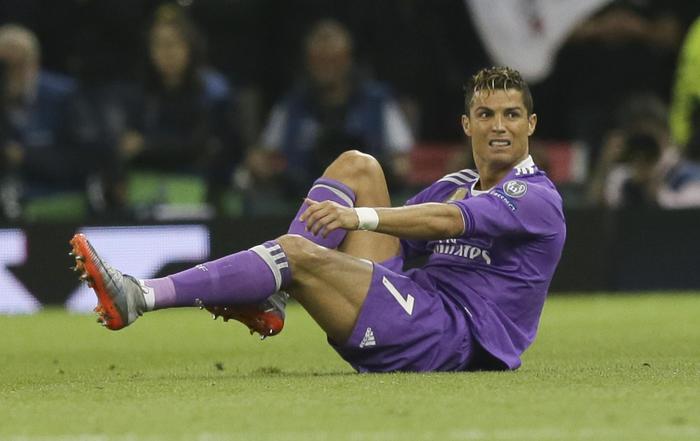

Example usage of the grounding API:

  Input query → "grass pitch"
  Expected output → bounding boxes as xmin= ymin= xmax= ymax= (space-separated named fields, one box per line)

xmin=1 ymin=293 xmax=698 ymax=441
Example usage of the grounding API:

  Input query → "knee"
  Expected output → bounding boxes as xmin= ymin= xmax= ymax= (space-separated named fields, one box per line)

xmin=276 ymin=234 xmax=327 ymax=270
xmin=326 ymin=150 xmax=384 ymax=182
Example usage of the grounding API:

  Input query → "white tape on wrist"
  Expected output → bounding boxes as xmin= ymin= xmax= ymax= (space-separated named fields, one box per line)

xmin=355 ymin=207 xmax=379 ymax=231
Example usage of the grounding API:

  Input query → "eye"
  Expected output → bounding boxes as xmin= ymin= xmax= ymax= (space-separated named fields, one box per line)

xmin=506 ymin=110 xmax=521 ymax=118
xmin=476 ymin=110 xmax=491 ymax=118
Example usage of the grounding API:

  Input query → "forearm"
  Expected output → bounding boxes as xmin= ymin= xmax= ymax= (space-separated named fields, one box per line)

xmin=301 ymin=199 xmax=466 ymax=241
xmin=371 ymin=203 xmax=464 ymax=240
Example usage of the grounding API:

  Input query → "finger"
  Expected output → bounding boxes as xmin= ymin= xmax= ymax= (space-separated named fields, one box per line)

xmin=321 ymin=220 xmax=342 ymax=237
xmin=299 ymin=198 xmax=320 ymax=222
xmin=306 ymin=212 xmax=326 ymax=233
xmin=303 ymin=205 xmax=325 ymax=231
xmin=305 ymin=202 xmax=334 ymax=229
xmin=311 ymin=211 xmax=336 ymax=236
xmin=309 ymin=211 xmax=330 ymax=235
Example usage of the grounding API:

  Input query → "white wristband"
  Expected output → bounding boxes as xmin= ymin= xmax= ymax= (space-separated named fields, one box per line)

xmin=355 ymin=207 xmax=379 ymax=231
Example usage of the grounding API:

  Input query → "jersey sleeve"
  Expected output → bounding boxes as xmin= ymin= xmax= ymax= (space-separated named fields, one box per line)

xmin=449 ymin=183 xmax=561 ymax=239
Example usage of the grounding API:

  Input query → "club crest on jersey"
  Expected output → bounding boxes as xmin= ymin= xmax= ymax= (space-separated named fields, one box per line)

xmin=503 ymin=180 xmax=527 ymax=198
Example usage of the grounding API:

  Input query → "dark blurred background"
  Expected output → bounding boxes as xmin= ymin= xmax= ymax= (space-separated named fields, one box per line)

xmin=2 ymin=0 xmax=700 ymax=215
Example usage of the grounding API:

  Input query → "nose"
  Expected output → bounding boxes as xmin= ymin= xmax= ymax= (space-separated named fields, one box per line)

xmin=492 ymin=115 xmax=506 ymax=132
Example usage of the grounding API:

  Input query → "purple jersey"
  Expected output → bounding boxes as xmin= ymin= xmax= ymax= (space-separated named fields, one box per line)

xmin=401 ymin=156 xmax=566 ymax=369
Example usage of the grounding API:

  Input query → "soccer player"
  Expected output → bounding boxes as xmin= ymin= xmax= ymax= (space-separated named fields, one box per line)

xmin=71 ymin=66 xmax=566 ymax=372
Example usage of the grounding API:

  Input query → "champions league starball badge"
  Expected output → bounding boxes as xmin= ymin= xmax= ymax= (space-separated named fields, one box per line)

xmin=503 ymin=180 xmax=528 ymax=198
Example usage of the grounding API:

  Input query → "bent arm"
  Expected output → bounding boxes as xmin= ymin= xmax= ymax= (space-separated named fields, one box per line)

xmin=300 ymin=199 xmax=465 ymax=240
xmin=373 ymin=203 xmax=464 ymax=239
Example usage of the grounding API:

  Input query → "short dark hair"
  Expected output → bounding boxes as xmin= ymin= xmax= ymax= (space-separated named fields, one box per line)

xmin=464 ymin=67 xmax=534 ymax=115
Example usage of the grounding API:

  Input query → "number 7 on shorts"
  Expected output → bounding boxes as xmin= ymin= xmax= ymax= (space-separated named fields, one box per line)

xmin=381 ymin=276 xmax=414 ymax=315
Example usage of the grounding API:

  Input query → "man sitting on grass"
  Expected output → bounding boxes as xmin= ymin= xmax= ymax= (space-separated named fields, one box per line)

xmin=70 ymin=66 xmax=566 ymax=372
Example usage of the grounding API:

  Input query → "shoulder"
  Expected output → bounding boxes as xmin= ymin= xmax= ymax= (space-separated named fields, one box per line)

xmin=482 ymin=173 xmax=566 ymax=237
xmin=505 ymin=171 xmax=561 ymax=200
xmin=438 ymin=168 xmax=480 ymax=186
xmin=495 ymin=172 xmax=564 ymax=216
xmin=407 ymin=169 xmax=479 ymax=205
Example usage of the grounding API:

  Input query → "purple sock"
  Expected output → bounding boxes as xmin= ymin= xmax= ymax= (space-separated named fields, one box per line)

xmin=288 ymin=178 xmax=356 ymax=249
xmin=144 ymin=240 xmax=291 ymax=309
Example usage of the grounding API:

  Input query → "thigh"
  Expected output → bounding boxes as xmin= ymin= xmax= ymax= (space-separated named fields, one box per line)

xmin=328 ymin=264 xmax=475 ymax=373
xmin=280 ymin=234 xmax=374 ymax=344
xmin=338 ymin=230 xmax=401 ymax=263
xmin=280 ymin=235 xmax=399 ymax=346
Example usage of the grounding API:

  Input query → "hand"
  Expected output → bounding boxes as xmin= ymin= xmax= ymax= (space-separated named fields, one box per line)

xmin=299 ymin=198 xmax=359 ymax=237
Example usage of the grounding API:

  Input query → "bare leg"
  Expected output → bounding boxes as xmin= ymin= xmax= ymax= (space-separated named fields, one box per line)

xmin=320 ymin=150 xmax=401 ymax=262
xmin=277 ymin=234 xmax=374 ymax=343
xmin=279 ymin=151 xmax=402 ymax=343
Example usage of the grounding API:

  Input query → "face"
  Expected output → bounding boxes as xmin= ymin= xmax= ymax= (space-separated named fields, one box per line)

xmin=306 ymin=37 xmax=352 ymax=88
xmin=462 ymin=89 xmax=537 ymax=171
xmin=150 ymin=24 xmax=190 ymax=80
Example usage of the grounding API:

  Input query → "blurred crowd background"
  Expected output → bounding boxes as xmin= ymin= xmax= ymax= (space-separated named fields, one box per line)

xmin=1 ymin=0 xmax=700 ymax=222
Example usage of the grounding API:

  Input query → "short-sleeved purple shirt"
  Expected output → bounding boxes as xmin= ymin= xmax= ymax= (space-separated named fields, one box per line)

xmin=401 ymin=156 xmax=566 ymax=369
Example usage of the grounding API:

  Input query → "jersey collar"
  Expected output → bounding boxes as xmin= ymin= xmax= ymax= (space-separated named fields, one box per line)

xmin=470 ymin=155 xmax=535 ymax=196
xmin=514 ymin=155 xmax=535 ymax=170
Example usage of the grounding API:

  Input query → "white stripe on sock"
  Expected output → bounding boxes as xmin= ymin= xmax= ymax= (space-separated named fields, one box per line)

xmin=249 ymin=245 xmax=283 ymax=291
xmin=310 ymin=184 xmax=354 ymax=207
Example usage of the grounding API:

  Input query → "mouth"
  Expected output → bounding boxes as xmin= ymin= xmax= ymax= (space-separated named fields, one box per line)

xmin=488 ymin=139 xmax=512 ymax=148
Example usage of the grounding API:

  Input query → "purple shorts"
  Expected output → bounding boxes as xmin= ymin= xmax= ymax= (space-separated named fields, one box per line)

xmin=329 ymin=260 xmax=475 ymax=373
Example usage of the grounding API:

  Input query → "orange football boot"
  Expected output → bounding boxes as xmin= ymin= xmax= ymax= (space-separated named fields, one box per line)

xmin=69 ymin=233 xmax=146 ymax=330
xmin=197 ymin=291 xmax=289 ymax=340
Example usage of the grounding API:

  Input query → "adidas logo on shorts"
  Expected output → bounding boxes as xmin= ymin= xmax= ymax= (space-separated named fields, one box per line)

xmin=359 ymin=327 xmax=376 ymax=348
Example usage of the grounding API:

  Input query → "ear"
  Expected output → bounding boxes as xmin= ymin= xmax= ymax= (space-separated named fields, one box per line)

xmin=527 ymin=113 xmax=537 ymax=136
xmin=461 ymin=114 xmax=471 ymax=137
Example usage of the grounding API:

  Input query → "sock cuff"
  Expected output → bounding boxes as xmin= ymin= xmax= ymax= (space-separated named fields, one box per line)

xmin=249 ymin=240 xmax=291 ymax=291
xmin=310 ymin=178 xmax=356 ymax=207
xmin=143 ymin=277 xmax=174 ymax=311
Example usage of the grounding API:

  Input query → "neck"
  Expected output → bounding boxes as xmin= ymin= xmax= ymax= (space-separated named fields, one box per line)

xmin=476 ymin=167 xmax=510 ymax=191
xmin=475 ymin=154 xmax=529 ymax=190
